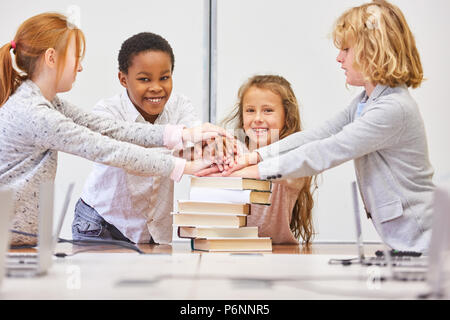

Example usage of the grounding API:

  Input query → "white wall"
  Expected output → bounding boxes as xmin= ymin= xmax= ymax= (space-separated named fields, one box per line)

xmin=1 ymin=0 xmax=449 ymax=243
xmin=215 ymin=0 xmax=450 ymax=242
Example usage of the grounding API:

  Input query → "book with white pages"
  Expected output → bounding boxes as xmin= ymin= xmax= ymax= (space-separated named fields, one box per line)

xmin=191 ymin=237 xmax=272 ymax=252
xmin=190 ymin=176 xmax=272 ymax=191
xmin=172 ymin=212 xmax=247 ymax=228
xmin=177 ymin=226 xmax=259 ymax=239
xmin=189 ymin=187 xmax=271 ymax=205
xmin=177 ymin=200 xmax=250 ymax=215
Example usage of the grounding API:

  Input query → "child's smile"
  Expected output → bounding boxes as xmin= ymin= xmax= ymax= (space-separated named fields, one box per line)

xmin=142 ymin=94 xmax=167 ymax=111
xmin=119 ymin=50 xmax=173 ymax=123
xmin=145 ymin=97 xmax=164 ymax=104
xmin=242 ymin=86 xmax=286 ymax=149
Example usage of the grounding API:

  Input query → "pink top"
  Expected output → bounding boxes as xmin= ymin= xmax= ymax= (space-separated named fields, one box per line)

xmin=247 ymin=182 xmax=300 ymax=244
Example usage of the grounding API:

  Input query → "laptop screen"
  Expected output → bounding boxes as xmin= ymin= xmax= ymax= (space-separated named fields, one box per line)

xmin=52 ymin=183 xmax=75 ymax=251
xmin=351 ymin=181 xmax=365 ymax=261
xmin=0 ymin=188 xmax=14 ymax=286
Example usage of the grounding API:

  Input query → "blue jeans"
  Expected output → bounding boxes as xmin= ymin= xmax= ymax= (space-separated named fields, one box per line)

xmin=72 ymin=198 xmax=133 ymax=243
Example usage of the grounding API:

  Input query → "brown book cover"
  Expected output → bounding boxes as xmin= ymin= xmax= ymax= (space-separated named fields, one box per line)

xmin=177 ymin=226 xmax=259 ymax=239
xmin=177 ymin=200 xmax=250 ymax=215
xmin=191 ymin=237 xmax=272 ymax=252
xmin=189 ymin=187 xmax=271 ymax=205
xmin=190 ymin=177 xmax=272 ymax=192
xmin=172 ymin=212 xmax=247 ymax=228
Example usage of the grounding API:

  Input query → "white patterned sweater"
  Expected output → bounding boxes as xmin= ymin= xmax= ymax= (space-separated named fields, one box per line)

xmin=0 ymin=80 xmax=178 ymax=245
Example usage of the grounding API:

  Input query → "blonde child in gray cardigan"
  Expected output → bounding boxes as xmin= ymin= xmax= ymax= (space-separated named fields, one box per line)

xmin=199 ymin=1 xmax=435 ymax=253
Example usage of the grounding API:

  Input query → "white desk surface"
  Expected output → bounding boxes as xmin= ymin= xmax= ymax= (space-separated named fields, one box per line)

xmin=1 ymin=243 xmax=431 ymax=300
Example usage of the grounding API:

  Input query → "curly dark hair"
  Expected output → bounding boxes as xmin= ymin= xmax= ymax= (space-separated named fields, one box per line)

xmin=118 ymin=32 xmax=175 ymax=74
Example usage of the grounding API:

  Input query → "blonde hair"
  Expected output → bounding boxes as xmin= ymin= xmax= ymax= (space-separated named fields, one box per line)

xmin=222 ymin=75 xmax=316 ymax=244
xmin=332 ymin=0 xmax=423 ymax=88
xmin=0 ymin=12 xmax=86 ymax=106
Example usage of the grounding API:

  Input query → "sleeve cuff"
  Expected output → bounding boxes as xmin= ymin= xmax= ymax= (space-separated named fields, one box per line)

xmin=257 ymin=159 xmax=277 ymax=180
xmin=255 ymin=145 xmax=271 ymax=161
xmin=170 ymin=157 xmax=186 ymax=182
xmin=164 ymin=124 xmax=186 ymax=150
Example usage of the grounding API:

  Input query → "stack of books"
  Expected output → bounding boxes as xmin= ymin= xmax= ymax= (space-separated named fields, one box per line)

xmin=172 ymin=177 xmax=273 ymax=252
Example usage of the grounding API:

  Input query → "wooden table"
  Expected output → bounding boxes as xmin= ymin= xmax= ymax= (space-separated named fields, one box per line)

xmin=10 ymin=241 xmax=384 ymax=256
xmin=4 ymin=242 xmax=429 ymax=301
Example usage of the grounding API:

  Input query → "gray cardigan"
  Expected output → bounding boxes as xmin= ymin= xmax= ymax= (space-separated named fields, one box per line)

xmin=0 ymin=80 xmax=177 ymax=245
xmin=257 ymin=84 xmax=435 ymax=252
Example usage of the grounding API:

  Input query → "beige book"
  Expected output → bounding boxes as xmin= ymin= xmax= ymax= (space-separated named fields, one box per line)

xmin=177 ymin=226 xmax=259 ymax=239
xmin=177 ymin=200 xmax=250 ymax=215
xmin=189 ymin=187 xmax=271 ymax=205
xmin=190 ymin=177 xmax=272 ymax=192
xmin=191 ymin=237 xmax=272 ymax=252
xmin=172 ymin=212 xmax=247 ymax=228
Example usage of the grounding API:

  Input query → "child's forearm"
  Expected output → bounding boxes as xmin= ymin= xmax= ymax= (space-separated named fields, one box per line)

xmin=256 ymin=106 xmax=352 ymax=161
xmin=29 ymin=103 xmax=177 ymax=177
xmin=58 ymin=97 xmax=171 ymax=148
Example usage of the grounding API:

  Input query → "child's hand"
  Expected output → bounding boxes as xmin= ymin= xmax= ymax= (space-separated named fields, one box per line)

xmin=210 ymin=135 xmax=237 ymax=171
xmin=173 ymin=146 xmax=196 ymax=160
xmin=221 ymin=151 xmax=261 ymax=176
xmin=195 ymin=164 xmax=260 ymax=179
xmin=191 ymin=138 xmax=222 ymax=167
xmin=194 ymin=164 xmax=222 ymax=177
xmin=182 ymin=123 xmax=234 ymax=144
xmin=227 ymin=165 xmax=260 ymax=179
xmin=192 ymin=136 xmax=240 ymax=172
xmin=195 ymin=151 xmax=261 ymax=177
xmin=183 ymin=158 xmax=214 ymax=175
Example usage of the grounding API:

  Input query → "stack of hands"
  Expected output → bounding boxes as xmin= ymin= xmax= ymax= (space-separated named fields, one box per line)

xmin=179 ymin=123 xmax=261 ymax=179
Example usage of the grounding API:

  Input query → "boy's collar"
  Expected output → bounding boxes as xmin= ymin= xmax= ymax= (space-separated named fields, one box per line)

xmin=121 ymin=89 xmax=145 ymax=123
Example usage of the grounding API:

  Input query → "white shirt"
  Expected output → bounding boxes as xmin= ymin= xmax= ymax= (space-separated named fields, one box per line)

xmin=81 ymin=89 xmax=201 ymax=244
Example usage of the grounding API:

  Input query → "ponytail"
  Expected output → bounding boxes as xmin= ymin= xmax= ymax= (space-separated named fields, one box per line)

xmin=0 ymin=42 xmax=25 ymax=107
xmin=0 ymin=12 xmax=85 ymax=108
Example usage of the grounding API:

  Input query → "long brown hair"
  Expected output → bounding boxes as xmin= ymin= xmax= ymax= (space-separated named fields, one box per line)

xmin=0 ymin=12 xmax=85 ymax=106
xmin=222 ymin=74 xmax=317 ymax=244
